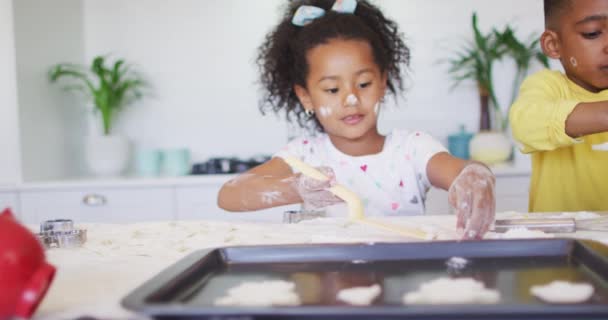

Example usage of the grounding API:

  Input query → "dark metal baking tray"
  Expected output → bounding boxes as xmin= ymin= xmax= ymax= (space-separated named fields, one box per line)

xmin=122 ymin=239 xmax=608 ymax=319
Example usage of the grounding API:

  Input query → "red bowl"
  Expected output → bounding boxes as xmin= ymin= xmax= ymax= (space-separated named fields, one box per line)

xmin=0 ymin=208 xmax=56 ymax=319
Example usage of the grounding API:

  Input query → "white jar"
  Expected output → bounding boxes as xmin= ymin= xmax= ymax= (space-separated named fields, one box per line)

xmin=469 ymin=131 xmax=512 ymax=165
xmin=85 ymin=135 xmax=130 ymax=176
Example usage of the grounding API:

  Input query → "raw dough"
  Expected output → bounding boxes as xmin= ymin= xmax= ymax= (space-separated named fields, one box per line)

xmin=403 ymin=277 xmax=500 ymax=304
xmin=214 ymin=280 xmax=301 ymax=306
xmin=530 ymin=281 xmax=594 ymax=303
xmin=336 ymin=284 xmax=381 ymax=306
xmin=283 ymin=156 xmax=364 ymax=220
xmin=283 ymin=156 xmax=429 ymax=239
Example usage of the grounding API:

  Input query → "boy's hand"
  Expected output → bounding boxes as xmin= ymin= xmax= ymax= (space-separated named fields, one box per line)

xmin=448 ymin=162 xmax=496 ymax=240
xmin=295 ymin=166 xmax=343 ymax=209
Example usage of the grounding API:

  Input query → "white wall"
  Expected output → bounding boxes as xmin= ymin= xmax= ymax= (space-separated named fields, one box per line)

xmin=12 ymin=0 xmax=555 ymax=181
xmin=377 ymin=0 xmax=555 ymax=138
xmin=13 ymin=0 xmax=87 ymax=181
xmin=0 ymin=0 xmax=22 ymax=185
xmin=81 ymin=0 xmax=551 ymax=162
xmin=83 ymin=0 xmax=289 ymax=163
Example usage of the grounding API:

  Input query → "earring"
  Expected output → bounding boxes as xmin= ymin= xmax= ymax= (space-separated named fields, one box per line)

xmin=305 ymin=109 xmax=314 ymax=117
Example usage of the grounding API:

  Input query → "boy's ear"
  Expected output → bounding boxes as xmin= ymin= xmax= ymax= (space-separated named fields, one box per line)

xmin=294 ymin=84 xmax=314 ymax=111
xmin=540 ymin=30 xmax=561 ymax=59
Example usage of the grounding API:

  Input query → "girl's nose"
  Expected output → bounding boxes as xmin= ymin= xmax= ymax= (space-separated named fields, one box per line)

xmin=344 ymin=93 xmax=359 ymax=107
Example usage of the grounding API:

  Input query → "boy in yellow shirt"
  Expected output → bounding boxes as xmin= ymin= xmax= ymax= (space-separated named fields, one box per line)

xmin=510 ymin=0 xmax=608 ymax=212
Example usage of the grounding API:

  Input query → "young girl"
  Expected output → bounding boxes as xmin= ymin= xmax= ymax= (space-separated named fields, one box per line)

xmin=218 ymin=0 xmax=495 ymax=240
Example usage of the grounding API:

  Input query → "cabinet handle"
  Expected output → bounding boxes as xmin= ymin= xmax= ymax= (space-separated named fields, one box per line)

xmin=82 ymin=194 xmax=107 ymax=206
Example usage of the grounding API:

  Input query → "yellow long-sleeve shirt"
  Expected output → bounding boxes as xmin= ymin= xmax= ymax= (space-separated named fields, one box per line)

xmin=510 ymin=69 xmax=608 ymax=212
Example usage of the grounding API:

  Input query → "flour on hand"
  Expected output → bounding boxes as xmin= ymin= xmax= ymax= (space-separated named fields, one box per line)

xmin=214 ymin=280 xmax=301 ymax=307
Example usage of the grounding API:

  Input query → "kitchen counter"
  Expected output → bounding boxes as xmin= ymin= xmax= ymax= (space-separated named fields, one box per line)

xmin=32 ymin=211 xmax=606 ymax=320
xmin=16 ymin=160 xmax=530 ymax=191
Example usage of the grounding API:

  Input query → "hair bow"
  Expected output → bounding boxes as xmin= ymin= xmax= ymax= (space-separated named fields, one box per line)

xmin=292 ymin=0 xmax=358 ymax=27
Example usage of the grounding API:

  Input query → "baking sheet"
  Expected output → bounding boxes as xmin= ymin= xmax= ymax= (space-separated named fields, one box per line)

xmin=123 ymin=239 xmax=608 ymax=319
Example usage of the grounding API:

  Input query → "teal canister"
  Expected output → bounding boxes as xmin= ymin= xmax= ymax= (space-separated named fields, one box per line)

xmin=162 ymin=148 xmax=191 ymax=176
xmin=448 ymin=125 xmax=474 ymax=160
xmin=134 ymin=149 xmax=162 ymax=177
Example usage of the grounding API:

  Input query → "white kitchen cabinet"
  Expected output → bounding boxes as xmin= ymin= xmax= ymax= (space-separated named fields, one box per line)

xmin=424 ymin=168 xmax=530 ymax=215
xmin=494 ymin=175 xmax=530 ymax=212
xmin=0 ymin=191 xmax=19 ymax=215
xmin=175 ymin=185 xmax=297 ymax=222
xmin=19 ymin=187 xmax=175 ymax=224
xmin=11 ymin=165 xmax=530 ymax=225
xmin=0 ymin=0 xmax=21 ymax=185
xmin=424 ymin=188 xmax=450 ymax=215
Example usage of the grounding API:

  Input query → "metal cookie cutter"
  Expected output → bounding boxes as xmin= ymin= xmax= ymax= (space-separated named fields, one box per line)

xmin=38 ymin=219 xmax=87 ymax=249
xmin=283 ymin=210 xmax=327 ymax=224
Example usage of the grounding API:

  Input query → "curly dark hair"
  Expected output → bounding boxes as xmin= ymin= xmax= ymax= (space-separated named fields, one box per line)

xmin=256 ymin=0 xmax=410 ymax=131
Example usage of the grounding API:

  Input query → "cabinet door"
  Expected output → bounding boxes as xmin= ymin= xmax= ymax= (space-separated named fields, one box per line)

xmin=19 ymin=187 xmax=175 ymax=224
xmin=0 ymin=192 xmax=19 ymax=216
xmin=0 ymin=1 xmax=21 ymax=185
xmin=495 ymin=176 xmax=529 ymax=212
xmin=424 ymin=188 xmax=450 ymax=215
xmin=425 ymin=175 xmax=530 ymax=215
xmin=176 ymin=185 xmax=296 ymax=222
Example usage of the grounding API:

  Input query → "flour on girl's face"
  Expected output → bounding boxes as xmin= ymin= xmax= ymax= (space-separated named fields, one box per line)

xmin=318 ymin=106 xmax=333 ymax=118
xmin=345 ymin=94 xmax=358 ymax=107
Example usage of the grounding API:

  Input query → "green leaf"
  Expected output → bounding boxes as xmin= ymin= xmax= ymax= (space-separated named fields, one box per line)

xmin=48 ymin=55 xmax=147 ymax=135
xmin=441 ymin=11 xmax=550 ymax=130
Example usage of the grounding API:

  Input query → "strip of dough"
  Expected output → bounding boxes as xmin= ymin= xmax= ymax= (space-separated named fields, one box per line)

xmin=283 ymin=156 xmax=428 ymax=240
xmin=283 ymin=156 xmax=363 ymax=220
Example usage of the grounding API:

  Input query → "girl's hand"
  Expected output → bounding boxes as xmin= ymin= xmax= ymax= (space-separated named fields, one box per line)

xmin=295 ymin=166 xmax=343 ymax=209
xmin=448 ymin=162 xmax=496 ymax=240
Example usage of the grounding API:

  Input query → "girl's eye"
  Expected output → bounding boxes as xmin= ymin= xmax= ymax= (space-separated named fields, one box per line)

xmin=359 ymin=82 xmax=372 ymax=89
xmin=582 ymin=31 xmax=602 ymax=39
xmin=325 ymin=88 xmax=339 ymax=94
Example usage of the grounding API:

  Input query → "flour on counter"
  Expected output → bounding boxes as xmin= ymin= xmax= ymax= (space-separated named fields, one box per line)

xmin=35 ymin=211 xmax=608 ymax=319
xmin=486 ymin=227 xmax=554 ymax=239
xmin=553 ymin=211 xmax=601 ymax=220
xmin=336 ymin=284 xmax=381 ymax=306
xmin=214 ymin=280 xmax=301 ymax=307
xmin=403 ymin=277 xmax=500 ymax=304
xmin=530 ymin=281 xmax=594 ymax=303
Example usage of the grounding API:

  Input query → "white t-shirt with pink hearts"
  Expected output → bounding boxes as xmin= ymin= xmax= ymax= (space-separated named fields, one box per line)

xmin=274 ymin=129 xmax=448 ymax=216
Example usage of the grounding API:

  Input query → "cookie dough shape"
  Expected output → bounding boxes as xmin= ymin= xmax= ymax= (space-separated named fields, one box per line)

xmin=337 ymin=284 xmax=381 ymax=305
xmin=530 ymin=280 xmax=594 ymax=304
xmin=403 ymin=277 xmax=500 ymax=304
xmin=214 ymin=280 xmax=301 ymax=306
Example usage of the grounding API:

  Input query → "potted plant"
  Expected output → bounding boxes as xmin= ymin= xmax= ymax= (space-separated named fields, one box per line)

xmin=445 ymin=12 xmax=549 ymax=164
xmin=49 ymin=55 xmax=146 ymax=176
